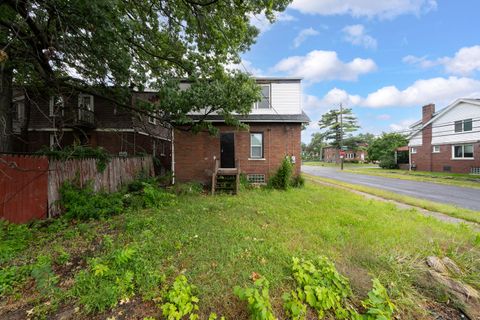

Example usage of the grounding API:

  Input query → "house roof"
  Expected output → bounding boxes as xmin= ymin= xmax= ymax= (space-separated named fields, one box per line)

xmin=408 ymin=98 xmax=480 ymax=139
xmin=188 ymin=111 xmax=310 ymax=123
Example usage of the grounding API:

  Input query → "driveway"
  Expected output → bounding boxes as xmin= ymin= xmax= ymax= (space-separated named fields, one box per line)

xmin=302 ymin=165 xmax=480 ymax=211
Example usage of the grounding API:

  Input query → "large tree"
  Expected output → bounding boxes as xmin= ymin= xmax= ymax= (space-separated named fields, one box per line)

xmin=367 ymin=132 xmax=408 ymax=162
xmin=318 ymin=107 xmax=359 ymax=148
xmin=0 ymin=0 xmax=291 ymax=151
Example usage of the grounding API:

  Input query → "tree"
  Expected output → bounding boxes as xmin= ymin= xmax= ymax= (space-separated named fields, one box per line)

xmin=342 ymin=132 xmax=375 ymax=150
xmin=0 ymin=0 xmax=291 ymax=151
xmin=367 ymin=133 xmax=408 ymax=162
xmin=318 ymin=107 xmax=359 ymax=148
xmin=302 ymin=132 xmax=326 ymax=160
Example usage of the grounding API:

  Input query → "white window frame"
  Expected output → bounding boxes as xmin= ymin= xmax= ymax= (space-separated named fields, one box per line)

xmin=452 ymin=144 xmax=474 ymax=160
xmin=432 ymin=145 xmax=440 ymax=153
xmin=13 ymin=96 xmax=25 ymax=121
xmin=250 ymin=132 xmax=264 ymax=159
xmin=411 ymin=147 xmax=417 ymax=154
xmin=255 ymin=84 xmax=271 ymax=109
xmin=148 ymin=112 xmax=157 ymax=125
xmin=49 ymin=95 xmax=65 ymax=116
xmin=78 ymin=94 xmax=94 ymax=111
xmin=454 ymin=119 xmax=473 ymax=133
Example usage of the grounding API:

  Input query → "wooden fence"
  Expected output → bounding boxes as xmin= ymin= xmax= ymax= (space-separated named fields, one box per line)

xmin=0 ymin=155 xmax=154 ymax=223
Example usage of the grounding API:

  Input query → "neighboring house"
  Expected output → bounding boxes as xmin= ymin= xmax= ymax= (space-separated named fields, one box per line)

xmin=11 ymin=89 xmax=172 ymax=173
xmin=408 ymin=100 xmax=480 ymax=174
xmin=322 ymin=145 xmax=367 ymax=163
xmin=173 ymin=77 xmax=309 ymax=187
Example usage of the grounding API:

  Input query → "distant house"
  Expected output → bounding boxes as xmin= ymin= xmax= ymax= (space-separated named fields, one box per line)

xmin=11 ymin=89 xmax=172 ymax=173
xmin=407 ymin=99 xmax=480 ymax=174
xmin=173 ymin=77 xmax=309 ymax=189
xmin=322 ymin=145 xmax=368 ymax=163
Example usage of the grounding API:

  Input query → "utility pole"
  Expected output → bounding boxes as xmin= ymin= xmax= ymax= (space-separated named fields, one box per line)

xmin=339 ymin=103 xmax=344 ymax=170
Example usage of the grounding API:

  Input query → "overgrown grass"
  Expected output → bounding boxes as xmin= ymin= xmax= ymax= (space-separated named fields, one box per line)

xmin=0 ymin=182 xmax=479 ymax=319
xmin=303 ymin=161 xmax=377 ymax=168
xmin=305 ymin=174 xmax=480 ymax=225
xmin=344 ymin=167 xmax=480 ymax=189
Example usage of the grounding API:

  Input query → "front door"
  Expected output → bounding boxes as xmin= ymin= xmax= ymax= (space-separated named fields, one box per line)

xmin=220 ymin=133 xmax=235 ymax=168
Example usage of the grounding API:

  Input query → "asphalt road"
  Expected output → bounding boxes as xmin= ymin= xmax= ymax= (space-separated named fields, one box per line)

xmin=302 ymin=165 xmax=480 ymax=211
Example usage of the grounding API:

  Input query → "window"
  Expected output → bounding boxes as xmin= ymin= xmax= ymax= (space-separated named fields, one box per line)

xmin=255 ymin=85 xmax=270 ymax=109
xmin=250 ymin=133 xmax=263 ymax=159
xmin=49 ymin=96 xmax=64 ymax=116
xmin=454 ymin=119 xmax=473 ymax=132
xmin=432 ymin=145 xmax=440 ymax=153
xmin=148 ymin=113 xmax=157 ymax=125
xmin=78 ymin=94 xmax=94 ymax=111
xmin=247 ymin=174 xmax=265 ymax=184
xmin=12 ymin=96 xmax=25 ymax=121
xmin=452 ymin=144 xmax=474 ymax=159
xmin=411 ymin=147 xmax=417 ymax=154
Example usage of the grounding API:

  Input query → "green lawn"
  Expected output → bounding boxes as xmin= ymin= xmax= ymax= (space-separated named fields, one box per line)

xmin=303 ymin=161 xmax=378 ymax=168
xmin=1 ymin=183 xmax=479 ymax=319
xmin=344 ymin=167 xmax=480 ymax=189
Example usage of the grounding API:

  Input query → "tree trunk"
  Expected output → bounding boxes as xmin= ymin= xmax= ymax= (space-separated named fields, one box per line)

xmin=0 ymin=65 xmax=13 ymax=152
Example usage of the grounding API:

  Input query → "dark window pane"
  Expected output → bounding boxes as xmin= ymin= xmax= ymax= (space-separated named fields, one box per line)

xmin=464 ymin=145 xmax=474 ymax=157
xmin=464 ymin=119 xmax=473 ymax=131
xmin=258 ymin=85 xmax=270 ymax=109
xmin=454 ymin=121 xmax=463 ymax=132
xmin=454 ymin=146 xmax=463 ymax=158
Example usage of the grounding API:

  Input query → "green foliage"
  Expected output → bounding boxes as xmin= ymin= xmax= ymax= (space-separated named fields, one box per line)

xmin=268 ymin=157 xmax=293 ymax=190
xmin=142 ymin=183 xmax=177 ymax=208
xmin=367 ymin=133 xmax=408 ymax=162
xmin=0 ymin=220 xmax=32 ymax=263
xmin=31 ymin=255 xmax=59 ymax=296
xmin=290 ymin=174 xmax=305 ymax=188
xmin=318 ymin=108 xmax=360 ymax=148
xmin=0 ymin=265 xmax=31 ymax=296
xmin=38 ymin=145 xmax=110 ymax=172
xmin=379 ymin=155 xmax=398 ymax=169
xmin=234 ymin=278 xmax=276 ymax=320
xmin=171 ymin=182 xmax=204 ymax=195
xmin=59 ymin=181 xmax=123 ymax=220
xmin=161 ymin=275 xmax=200 ymax=320
xmin=291 ymin=257 xmax=356 ymax=319
xmin=282 ymin=290 xmax=307 ymax=320
xmin=362 ymin=279 xmax=396 ymax=320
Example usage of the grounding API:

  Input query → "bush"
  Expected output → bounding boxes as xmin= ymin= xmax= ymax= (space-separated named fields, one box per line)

xmin=379 ymin=155 xmax=398 ymax=169
xmin=59 ymin=181 xmax=123 ymax=220
xmin=142 ymin=183 xmax=177 ymax=208
xmin=268 ymin=157 xmax=293 ymax=190
xmin=171 ymin=182 xmax=204 ymax=195
xmin=290 ymin=174 xmax=305 ymax=188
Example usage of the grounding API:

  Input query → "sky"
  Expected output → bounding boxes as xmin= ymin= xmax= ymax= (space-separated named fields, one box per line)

xmin=238 ymin=0 xmax=480 ymax=143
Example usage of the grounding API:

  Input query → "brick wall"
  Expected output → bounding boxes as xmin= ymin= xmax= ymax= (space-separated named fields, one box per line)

xmin=174 ymin=123 xmax=302 ymax=184
xmin=411 ymin=142 xmax=480 ymax=173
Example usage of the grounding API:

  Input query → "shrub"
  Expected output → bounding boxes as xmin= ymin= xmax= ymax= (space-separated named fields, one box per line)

xmin=379 ymin=155 xmax=398 ymax=169
xmin=161 ymin=275 xmax=200 ymax=320
xmin=59 ymin=181 xmax=123 ymax=220
xmin=171 ymin=182 xmax=204 ymax=195
xmin=290 ymin=174 xmax=305 ymax=188
xmin=142 ymin=183 xmax=177 ymax=208
xmin=0 ymin=220 xmax=32 ymax=264
xmin=268 ymin=157 xmax=293 ymax=190
xmin=234 ymin=277 xmax=276 ymax=320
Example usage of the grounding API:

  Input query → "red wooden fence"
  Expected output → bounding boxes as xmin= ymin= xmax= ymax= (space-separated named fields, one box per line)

xmin=0 ymin=155 xmax=49 ymax=223
xmin=0 ymin=155 xmax=154 ymax=223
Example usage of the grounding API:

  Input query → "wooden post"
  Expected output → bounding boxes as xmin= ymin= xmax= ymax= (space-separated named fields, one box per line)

xmin=235 ymin=159 xmax=240 ymax=194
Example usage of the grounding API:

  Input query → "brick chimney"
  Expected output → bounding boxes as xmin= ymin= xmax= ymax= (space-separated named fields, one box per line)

xmin=422 ymin=104 xmax=435 ymax=124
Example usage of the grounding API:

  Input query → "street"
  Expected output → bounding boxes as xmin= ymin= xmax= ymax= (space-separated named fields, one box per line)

xmin=302 ymin=165 xmax=480 ymax=211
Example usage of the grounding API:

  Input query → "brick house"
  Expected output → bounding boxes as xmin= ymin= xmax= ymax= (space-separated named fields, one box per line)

xmin=11 ymin=89 xmax=172 ymax=173
xmin=173 ymin=78 xmax=309 ymax=187
xmin=322 ymin=145 xmax=368 ymax=163
xmin=408 ymin=99 xmax=480 ymax=174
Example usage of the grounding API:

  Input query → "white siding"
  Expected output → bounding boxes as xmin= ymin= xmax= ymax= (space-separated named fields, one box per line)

xmin=408 ymin=132 xmax=422 ymax=146
xmin=249 ymin=82 xmax=301 ymax=115
xmin=431 ymin=102 xmax=480 ymax=144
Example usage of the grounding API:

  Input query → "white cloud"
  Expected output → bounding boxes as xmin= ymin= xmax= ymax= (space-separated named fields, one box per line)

xmin=362 ymin=76 xmax=480 ymax=108
xmin=376 ymin=114 xmax=391 ymax=120
xmin=290 ymin=0 xmax=437 ymax=19
xmin=342 ymin=24 xmax=377 ymax=49
xmin=225 ymin=59 xmax=262 ymax=76
xmin=273 ymin=50 xmax=377 ymax=83
xmin=293 ymin=28 xmax=320 ymax=48
xmin=389 ymin=118 xmax=417 ymax=131
xmin=250 ymin=11 xmax=296 ymax=34
xmin=403 ymin=45 xmax=480 ymax=75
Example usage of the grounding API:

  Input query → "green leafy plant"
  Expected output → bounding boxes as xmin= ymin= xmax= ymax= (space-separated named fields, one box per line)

xmin=0 ymin=265 xmax=31 ymax=296
xmin=59 ymin=180 xmax=123 ymax=220
xmin=268 ymin=157 xmax=293 ymax=190
xmin=143 ymin=183 xmax=177 ymax=209
xmin=282 ymin=289 xmax=307 ymax=320
xmin=0 ymin=220 xmax=32 ymax=264
xmin=362 ymin=279 xmax=396 ymax=320
xmin=290 ymin=174 xmax=305 ymax=188
xmin=38 ymin=145 xmax=111 ymax=172
xmin=171 ymin=182 xmax=204 ymax=195
xmin=234 ymin=278 xmax=277 ymax=320
xmin=31 ymin=255 xmax=59 ymax=296
xmin=161 ymin=275 xmax=200 ymax=320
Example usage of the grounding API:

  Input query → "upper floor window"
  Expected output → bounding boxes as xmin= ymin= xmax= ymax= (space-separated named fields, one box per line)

xmin=454 ymin=119 xmax=472 ymax=133
xmin=250 ymin=133 xmax=263 ymax=159
xmin=49 ymin=96 xmax=64 ymax=116
xmin=411 ymin=147 xmax=417 ymax=154
xmin=78 ymin=94 xmax=94 ymax=111
xmin=453 ymin=144 xmax=474 ymax=159
xmin=255 ymin=84 xmax=270 ymax=109
xmin=12 ymin=96 xmax=25 ymax=121
xmin=148 ymin=112 xmax=157 ymax=125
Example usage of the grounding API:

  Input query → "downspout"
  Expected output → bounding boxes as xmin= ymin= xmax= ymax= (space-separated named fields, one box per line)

xmin=408 ymin=148 xmax=412 ymax=171
xmin=171 ymin=128 xmax=175 ymax=185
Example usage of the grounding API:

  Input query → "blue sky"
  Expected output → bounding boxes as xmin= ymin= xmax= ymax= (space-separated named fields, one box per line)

xmin=237 ymin=1 xmax=480 ymax=143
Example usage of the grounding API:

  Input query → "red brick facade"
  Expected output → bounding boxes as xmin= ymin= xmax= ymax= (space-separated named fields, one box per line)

xmin=410 ymin=104 xmax=480 ymax=173
xmin=322 ymin=147 xmax=367 ymax=163
xmin=174 ymin=123 xmax=302 ymax=184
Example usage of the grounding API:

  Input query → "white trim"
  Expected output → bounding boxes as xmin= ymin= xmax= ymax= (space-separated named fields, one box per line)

xmin=254 ymin=84 xmax=271 ymax=110
xmin=451 ymin=144 xmax=474 ymax=160
xmin=28 ymin=128 xmax=74 ymax=132
xmin=411 ymin=147 xmax=417 ymax=154
xmin=248 ymin=158 xmax=266 ymax=161
xmin=49 ymin=96 xmax=65 ymax=117
xmin=432 ymin=145 xmax=440 ymax=153
xmin=250 ymin=132 xmax=263 ymax=159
